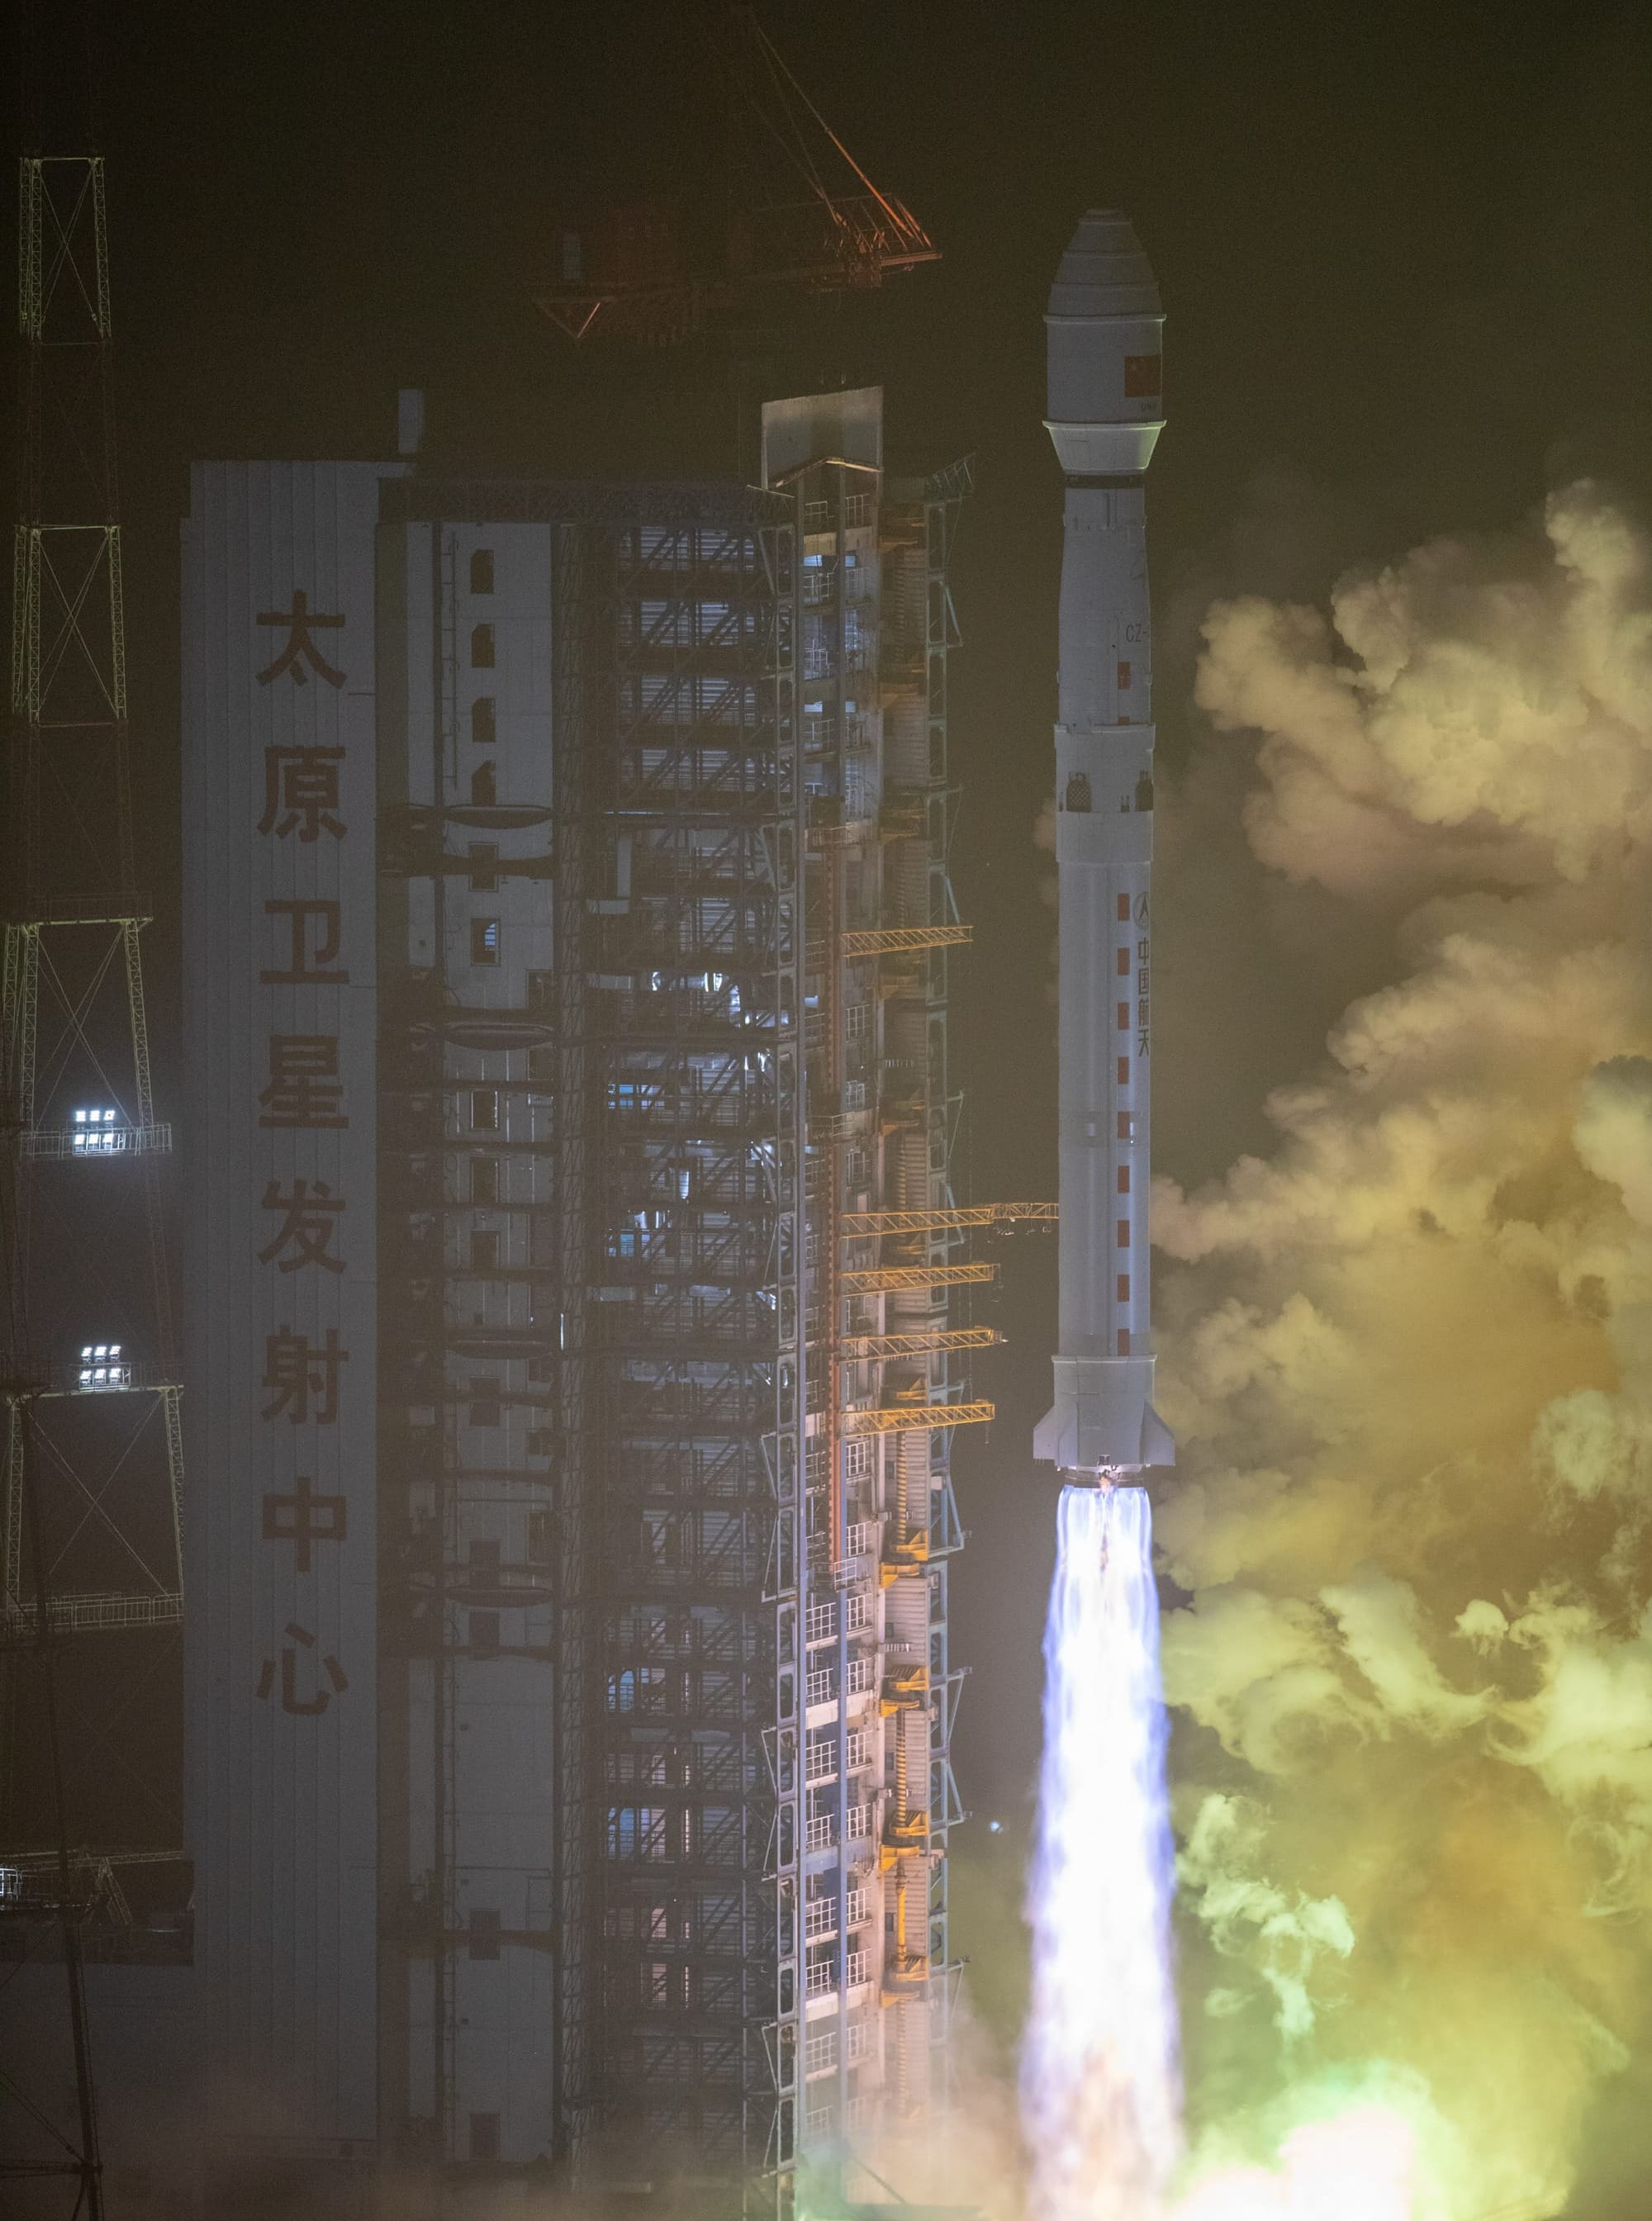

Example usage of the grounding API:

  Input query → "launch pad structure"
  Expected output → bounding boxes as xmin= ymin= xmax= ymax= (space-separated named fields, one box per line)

xmin=0 ymin=12 xmax=1074 ymax=2205
xmin=357 ymin=397 xmax=997 ymax=2202
xmin=10 ymin=365 xmax=1048 ymax=2216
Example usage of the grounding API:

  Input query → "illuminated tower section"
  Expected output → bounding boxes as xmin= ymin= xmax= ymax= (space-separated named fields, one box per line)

xmin=1034 ymin=211 xmax=1174 ymax=1484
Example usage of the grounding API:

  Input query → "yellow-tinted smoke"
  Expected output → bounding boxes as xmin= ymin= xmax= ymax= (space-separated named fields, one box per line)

xmin=1153 ymin=482 xmax=1652 ymax=2218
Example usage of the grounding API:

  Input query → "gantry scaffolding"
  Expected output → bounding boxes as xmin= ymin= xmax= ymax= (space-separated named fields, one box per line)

xmin=586 ymin=492 xmax=806 ymax=2200
xmin=377 ymin=477 xmax=806 ymax=2204
xmin=373 ymin=437 xmax=1029 ymax=2212
xmin=766 ymin=405 xmax=986 ymax=2191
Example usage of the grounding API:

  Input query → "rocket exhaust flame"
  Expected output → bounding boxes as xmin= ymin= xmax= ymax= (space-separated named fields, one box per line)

xmin=1023 ymin=1483 xmax=1182 ymax=2221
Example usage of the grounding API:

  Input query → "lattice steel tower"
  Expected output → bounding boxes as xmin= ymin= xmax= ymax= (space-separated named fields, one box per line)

xmin=2 ymin=0 xmax=182 ymax=2015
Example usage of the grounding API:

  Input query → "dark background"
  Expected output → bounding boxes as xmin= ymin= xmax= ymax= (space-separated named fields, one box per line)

xmin=11 ymin=0 xmax=1652 ymax=2192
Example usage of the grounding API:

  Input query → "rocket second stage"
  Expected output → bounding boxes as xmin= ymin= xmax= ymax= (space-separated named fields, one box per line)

xmin=1034 ymin=211 xmax=1175 ymax=1484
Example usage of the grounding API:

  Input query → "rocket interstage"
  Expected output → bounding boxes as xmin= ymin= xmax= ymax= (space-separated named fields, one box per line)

xmin=1033 ymin=209 xmax=1175 ymax=1487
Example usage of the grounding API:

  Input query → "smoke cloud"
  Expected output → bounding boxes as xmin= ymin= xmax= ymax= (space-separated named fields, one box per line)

xmin=1152 ymin=481 xmax=1652 ymax=2218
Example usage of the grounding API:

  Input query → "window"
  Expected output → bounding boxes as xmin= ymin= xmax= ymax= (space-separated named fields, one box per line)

xmin=469 ymin=842 xmax=499 ymax=891
xmin=470 ymin=548 xmax=495 ymax=595
xmin=1118 ymin=659 xmax=1132 ymax=691
xmin=470 ymin=1537 xmax=501 ymax=1578
xmin=468 ymin=2114 xmax=500 ymax=2163
xmin=471 ymin=1089 xmax=499 ymax=1132
xmin=1117 ymin=1327 xmax=1132 ymax=1355
xmin=1117 ymin=1165 xmax=1131 ymax=1194
xmin=607 ymin=1806 xmax=668 ymax=1859
xmin=1117 ymin=1112 xmax=1132 ymax=1141
xmin=470 ymin=761 xmax=496 ymax=805
xmin=470 ymin=1156 xmax=499 ymax=1205
xmin=527 ymin=1427 xmax=555 ymax=1459
xmin=469 ymin=1609 xmax=501 ymax=1655
xmin=1116 ymin=948 xmax=1130 ymax=976
xmin=1064 ymin=773 xmax=1092 ymax=814
xmin=471 ymin=695 xmax=496 ymax=745
xmin=845 ymin=1003 xmax=869 ymax=1039
xmin=1117 ymin=894 xmax=1131 ymax=921
xmin=1117 ymin=1002 xmax=1130 ymax=1030
xmin=1117 ymin=1274 xmax=1131 ymax=1303
xmin=1123 ymin=353 xmax=1162 ymax=397
xmin=471 ymin=917 xmax=500 ymax=966
xmin=468 ymin=1906 xmax=501 ymax=1961
xmin=1117 ymin=1056 xmax=1129 ymax=1086
xmin=1117 ymin=1219 xmax=1130 ymax=1249
xmin=470 ymin=622 xmax=496 ymax=668
xmin=470 ymin=1228 xmax=500 ymax=1272
xmin=607 ymin=1666 xmax=665 ymax=1714
xmin=469 ymin=1379 xmax=501 ymax=1427
xmin=844 ymin=1437 xmax=874 ymax=1480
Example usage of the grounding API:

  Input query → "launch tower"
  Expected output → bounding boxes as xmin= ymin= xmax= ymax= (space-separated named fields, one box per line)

xmin=163 ymin=389 xmax=980 ymax=2216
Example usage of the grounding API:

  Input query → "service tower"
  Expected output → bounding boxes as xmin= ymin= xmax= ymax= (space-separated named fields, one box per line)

xmin=1033 ymin=211 xmax=1175 ymax=1485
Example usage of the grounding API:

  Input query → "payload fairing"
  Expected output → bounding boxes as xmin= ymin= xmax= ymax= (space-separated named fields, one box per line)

xmin=1034 ymin=211 xmax=1175 ymax=1484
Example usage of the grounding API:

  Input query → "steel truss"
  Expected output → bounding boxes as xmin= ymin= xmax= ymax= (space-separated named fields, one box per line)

xmin=590 ymin=507 xmax=806 ymax=2217
xmin=2 ymin=124 xmax=182 ymax=1703
xmin=0 ymin=15 xmax=182 ymax=2210
xmin=377 ymin=489 xmax=805 ymax=2209
xmin=768 ymin=448 xmax=976 ymax=2200
xmin=374 ymin=452 xmax=974 ymax=2211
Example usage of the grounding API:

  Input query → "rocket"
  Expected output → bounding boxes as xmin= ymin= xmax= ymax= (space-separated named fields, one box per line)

xmin=1034 ymin=210 xmax=1175 ymax=1485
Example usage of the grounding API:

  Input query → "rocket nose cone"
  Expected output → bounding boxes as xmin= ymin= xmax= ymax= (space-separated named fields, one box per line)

xmin=1044 ymin=209 xmax=1165 ymax=467
xmin=1047 ymin=210 xmax=1162 ymax=323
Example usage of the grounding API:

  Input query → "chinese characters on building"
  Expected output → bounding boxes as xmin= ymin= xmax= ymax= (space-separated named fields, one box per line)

xmin=253 ymin=591 xmax=354 ymax=1712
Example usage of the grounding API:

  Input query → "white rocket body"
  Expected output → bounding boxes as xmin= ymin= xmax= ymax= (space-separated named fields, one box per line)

xmin=1034 ymin=211 xmax=1175 ymax=1483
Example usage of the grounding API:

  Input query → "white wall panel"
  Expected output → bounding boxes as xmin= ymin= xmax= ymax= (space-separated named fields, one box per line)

xmin=183 ymin=460 xmax=388 ymax=2155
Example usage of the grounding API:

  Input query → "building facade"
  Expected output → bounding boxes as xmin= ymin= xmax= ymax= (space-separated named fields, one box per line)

xmin=171 ymin=391 xmax=975 ymax=2214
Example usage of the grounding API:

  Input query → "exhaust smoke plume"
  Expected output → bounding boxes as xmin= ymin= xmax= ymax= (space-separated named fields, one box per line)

xmin=1023 ymin=1483 xmax=1181 ymax=2221
xmin=1148 ymin=479 xmax=1652 ymax=2217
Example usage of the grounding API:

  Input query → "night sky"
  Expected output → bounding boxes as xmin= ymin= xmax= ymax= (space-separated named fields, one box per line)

xmin=15 ymin=2 xmax=1652 ymax=2206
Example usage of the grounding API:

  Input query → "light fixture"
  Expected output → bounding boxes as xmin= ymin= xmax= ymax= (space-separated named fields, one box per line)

xmin=70 ymin=1106 xmax=123 ymax=1154
xmin=78 ymin=1341 xmax=131 ymax=1390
